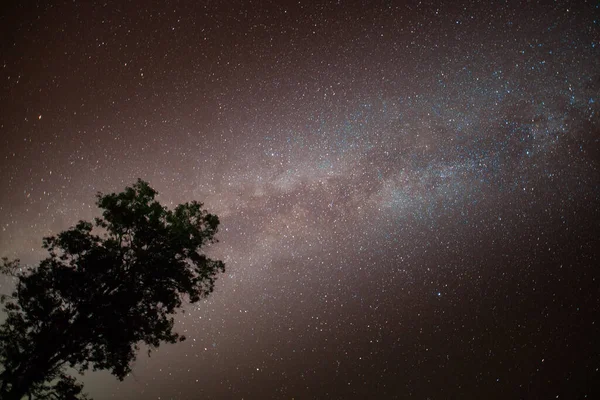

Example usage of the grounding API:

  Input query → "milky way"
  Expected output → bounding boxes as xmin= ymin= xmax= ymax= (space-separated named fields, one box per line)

xmin=1 ymin=1 xmax=599 ymax=398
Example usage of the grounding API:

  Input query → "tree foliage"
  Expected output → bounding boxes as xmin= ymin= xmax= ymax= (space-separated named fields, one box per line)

xmin=0 ymin=180 xmax=225 ymax=399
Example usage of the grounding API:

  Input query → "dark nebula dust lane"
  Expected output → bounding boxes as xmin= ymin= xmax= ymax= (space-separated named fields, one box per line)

xmin=1 ymin=1 xmax=599 ymax=398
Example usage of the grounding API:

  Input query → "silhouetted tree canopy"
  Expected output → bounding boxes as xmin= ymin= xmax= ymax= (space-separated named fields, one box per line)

xmin=0 ymin=179 xmax=225 ymax=400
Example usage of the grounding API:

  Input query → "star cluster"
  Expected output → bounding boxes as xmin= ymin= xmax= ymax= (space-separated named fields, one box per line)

xmin=1 ymin=1 xmax=599 ymax=399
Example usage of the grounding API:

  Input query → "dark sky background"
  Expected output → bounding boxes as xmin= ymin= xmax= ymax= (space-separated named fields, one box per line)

xmin=1 ymin=0 xmax=599 ymax=399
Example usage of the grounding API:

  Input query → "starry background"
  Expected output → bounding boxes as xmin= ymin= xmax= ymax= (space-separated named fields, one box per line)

xmin=1 ymin=0 xmax=599 ymax=399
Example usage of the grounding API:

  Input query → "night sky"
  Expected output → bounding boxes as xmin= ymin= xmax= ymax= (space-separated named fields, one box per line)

xmin=1 ymin=0 xmax=599 ymax=399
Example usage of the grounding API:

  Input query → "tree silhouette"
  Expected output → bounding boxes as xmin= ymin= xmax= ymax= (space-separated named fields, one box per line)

xmin=0 ymin=180 xmax=225 ymax=400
